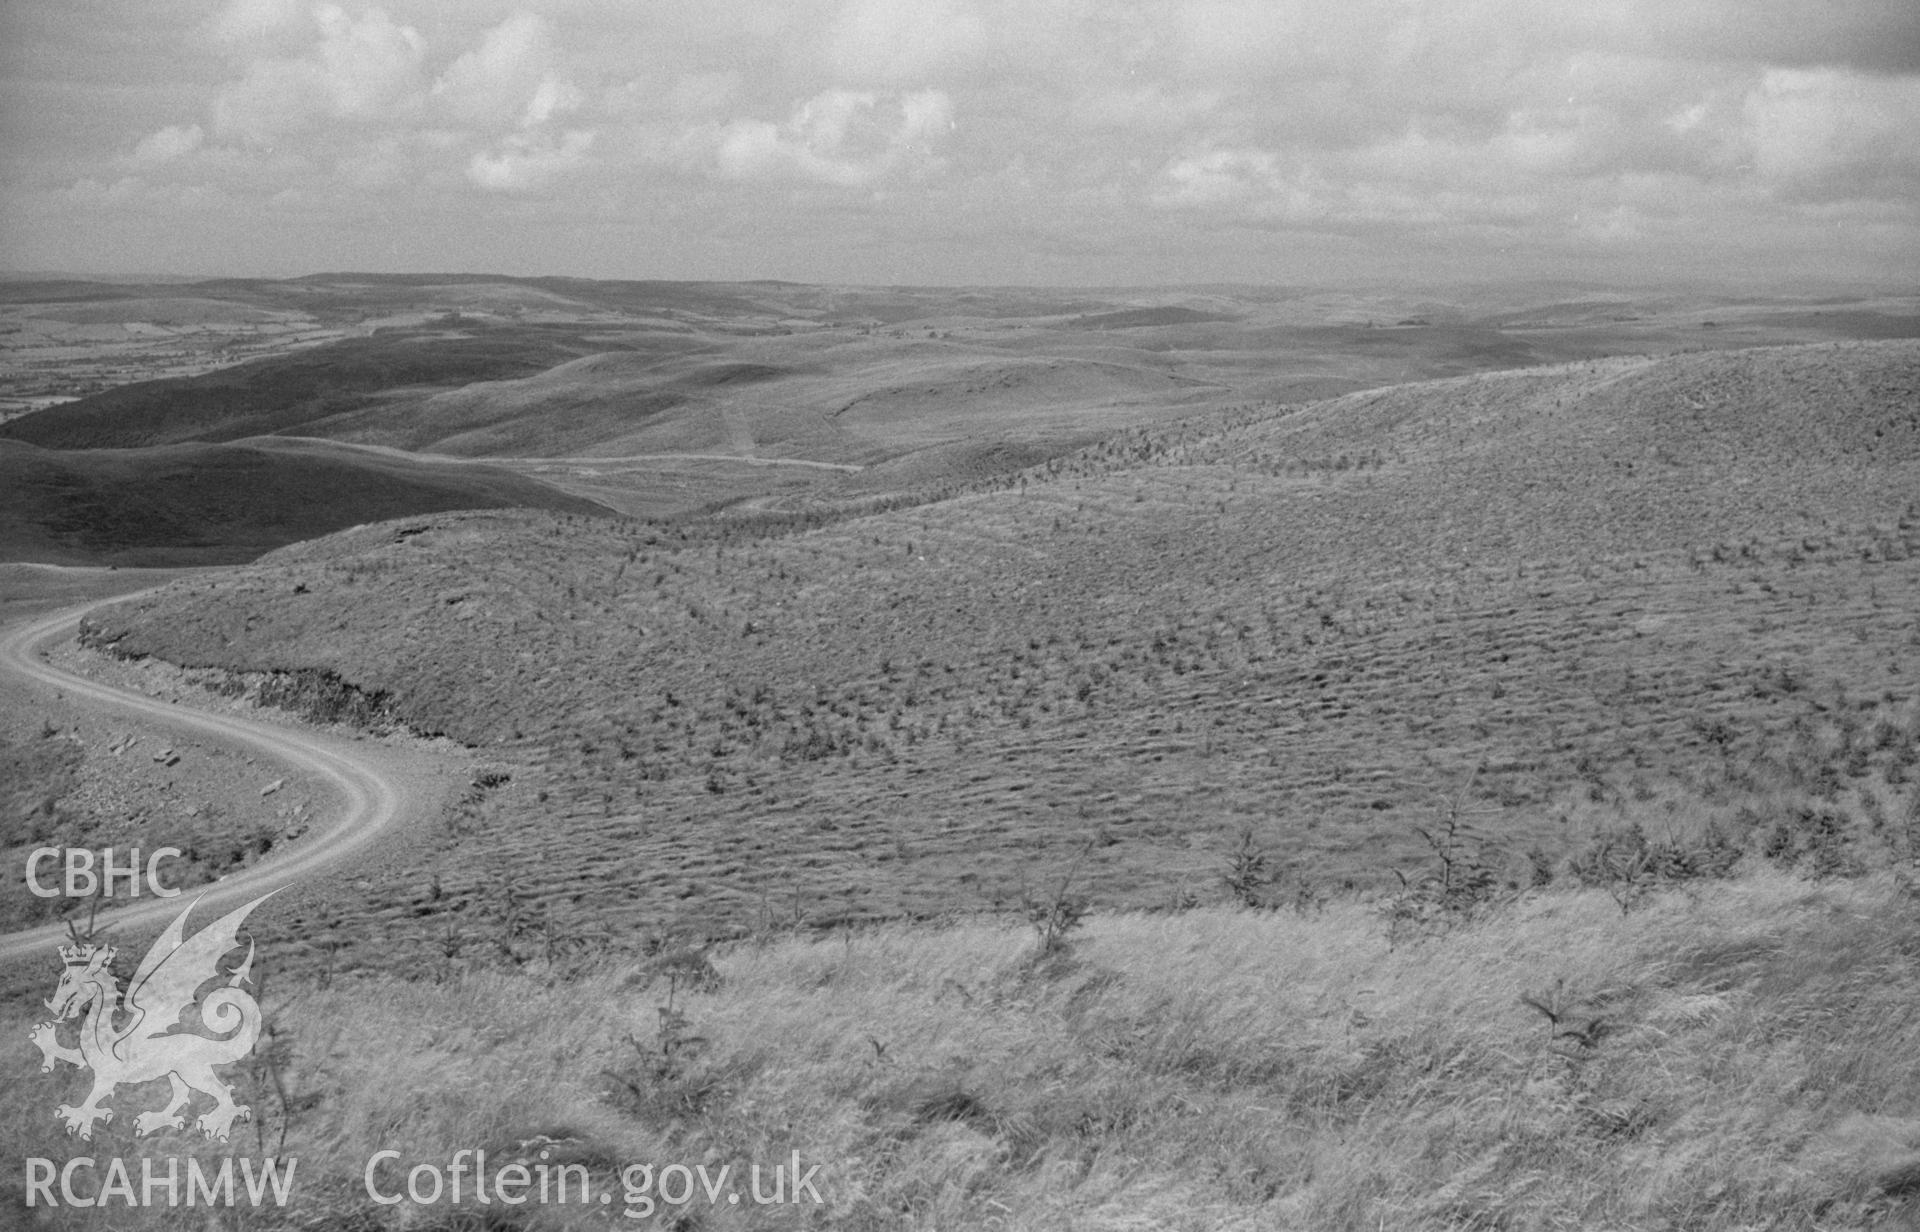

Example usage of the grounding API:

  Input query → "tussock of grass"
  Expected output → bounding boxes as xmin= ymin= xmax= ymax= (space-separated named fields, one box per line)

xmin=10 ymin=868 xmax=1915 ymax=1229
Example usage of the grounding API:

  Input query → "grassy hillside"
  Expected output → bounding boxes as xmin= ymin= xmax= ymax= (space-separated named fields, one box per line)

xmin=13 ymin=277 xmax=1914 ymax=465
xmin=69 ymin=341 xmax=1920 ymax=954
xmin=4 ymin=870 xmax=1916 ymax=1229
xmin=0 ymin=438 xmax=610 ymax=566
xmin=0 ymin=325 xmax=607 ymax=449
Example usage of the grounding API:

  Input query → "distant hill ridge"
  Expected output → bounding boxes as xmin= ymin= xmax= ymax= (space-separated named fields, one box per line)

xmin=0 ymin=326 xmax=600 ymax=450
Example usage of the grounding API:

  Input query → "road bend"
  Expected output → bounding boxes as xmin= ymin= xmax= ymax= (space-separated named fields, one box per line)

xmin=0 ymin=595 xmax=431 ymax=966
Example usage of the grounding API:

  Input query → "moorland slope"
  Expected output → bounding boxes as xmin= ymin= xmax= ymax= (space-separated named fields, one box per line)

xmin=0 ymin=327 xmax=604 ymax=449
xmin=0 ymin=437 xmax=608 ymax=565
xmin=68 ymin=340 xmax=1920 ymax=952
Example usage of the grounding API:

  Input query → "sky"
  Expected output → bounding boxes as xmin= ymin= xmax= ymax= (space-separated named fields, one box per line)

xmin=2 ymin=0 xmax=1917 ymax=286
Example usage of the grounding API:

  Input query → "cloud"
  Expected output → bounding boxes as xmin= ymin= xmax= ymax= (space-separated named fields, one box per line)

xmin=464 ymin=63 xmax=592 ymax=193
xmin=1153 ymin=142 xmax=1538 ymax=231
xmin=714 ymin=89 xmax=955 ymax=187
xmin=1740 ymin=68 xmax=1920 ymax=199
xmin=311 ymin=7 xmax=426 ymax=117
xmin=190 ymin=2 xmax=604 ymax=195
xmin=62 ymin=175 xmax=224 ymax=211
xmin=133 ymin=125 xmax=206 ymax=165
xmin=468 ymin=128 xmax=594 ymax=192
xmin=1158 ymin=146 xmax=1283 ymax=209
xmin=523 ymin=78 xmax=584 ymax=128
xmin=453 ymin=21 xmax=593 ymax=195
xmin=25 ymin=0 xmax=1916 ymax=281
xmin=431 ymin=12 xmax=556 ymax=128
xmin=1141 ymin=0 xmax=1920 ymax=240
xmin=210 ymin=4 xmax=427 ymax=143
xmin=1154 ymin=120 xmax=1624 ymax=233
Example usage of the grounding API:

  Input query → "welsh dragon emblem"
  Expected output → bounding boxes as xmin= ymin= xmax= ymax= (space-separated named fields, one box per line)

xmin=28 ymin=892 xmax=275 ymax=1142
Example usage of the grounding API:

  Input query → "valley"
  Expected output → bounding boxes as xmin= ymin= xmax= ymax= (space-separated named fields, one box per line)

xmin=2 ymin=276 xmax=1917 ymax=1231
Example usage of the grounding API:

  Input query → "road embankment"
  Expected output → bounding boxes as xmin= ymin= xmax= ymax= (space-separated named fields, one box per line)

xmin=0 ymin=583 xmax=458 ymax=967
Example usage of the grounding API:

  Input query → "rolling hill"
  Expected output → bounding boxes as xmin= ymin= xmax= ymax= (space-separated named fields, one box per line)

xmin=0 ymin=325 xmax=607 ymax=449
xmin=69 ymin=340 xmax=1920 ymax=947
xmin=8 ymin=276 xmax=1917 ymax=562
xmin=0 ymin=436 xmax=609 ymax=566
xmin=12 ymin=276 xmax=1915 ymax=462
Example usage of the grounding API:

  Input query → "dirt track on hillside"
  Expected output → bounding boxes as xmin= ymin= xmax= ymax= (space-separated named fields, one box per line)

xmin=0 ymin=591 xmax=455 ymax=966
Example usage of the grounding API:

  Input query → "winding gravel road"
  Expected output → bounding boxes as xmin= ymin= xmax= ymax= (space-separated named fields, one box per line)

xmin=0 ymin=594 xmax=439 ymax=966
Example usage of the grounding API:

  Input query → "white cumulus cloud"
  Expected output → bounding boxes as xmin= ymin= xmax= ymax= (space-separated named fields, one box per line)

xmin=432 ymin=11 xmax=557 ymax=129
xmin=715 ymin=89 xmax=955 ymax=187
xmin=210 ymin=4 xmax=427 ymax=143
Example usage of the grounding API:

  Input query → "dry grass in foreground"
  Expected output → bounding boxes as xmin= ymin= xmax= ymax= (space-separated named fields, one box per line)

xmin=6 ymin=864 xmax=1917 ymax=1230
